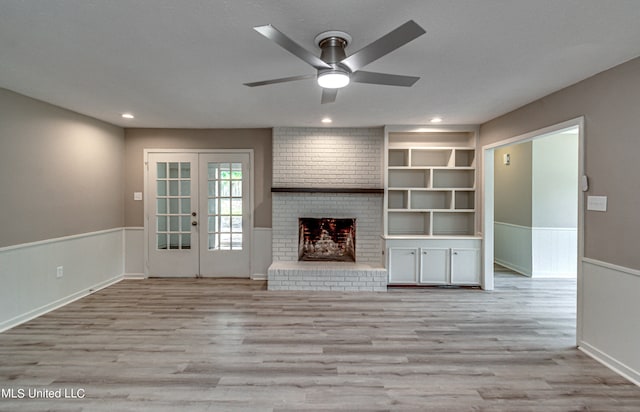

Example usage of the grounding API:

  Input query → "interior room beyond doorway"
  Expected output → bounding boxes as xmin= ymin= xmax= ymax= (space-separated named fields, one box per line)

xmin=493 ymin=127 xmax=579 ymax=278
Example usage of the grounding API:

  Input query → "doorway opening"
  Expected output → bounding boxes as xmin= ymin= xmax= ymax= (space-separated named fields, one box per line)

xmin=482 ymin=117 xmax=584 ymax=343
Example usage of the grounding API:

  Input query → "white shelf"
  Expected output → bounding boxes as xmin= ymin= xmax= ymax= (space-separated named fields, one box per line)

xmin=385 ymin=128 xmax=478 ymax=238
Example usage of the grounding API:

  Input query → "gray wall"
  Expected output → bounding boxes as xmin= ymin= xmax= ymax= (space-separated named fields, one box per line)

xmin=0 ymin=88 xmax=124 ymax=248
xmin=494 ymin=142 xmax=532 ymax=227
xmin=480 ymin=56 xmax=640 ymax=270
xmin=124 ymin=128 xmax=272 ymax=228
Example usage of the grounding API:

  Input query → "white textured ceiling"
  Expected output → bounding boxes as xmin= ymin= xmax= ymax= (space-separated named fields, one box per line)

xmin=1 ymin=0 xmax=640 ymax=128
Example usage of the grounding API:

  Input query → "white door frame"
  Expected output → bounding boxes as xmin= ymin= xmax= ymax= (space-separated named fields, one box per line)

xmin=143 ymin=148 xmax=255 ymax=277
xmin=481 ymin=116 xmax=585 ymax=345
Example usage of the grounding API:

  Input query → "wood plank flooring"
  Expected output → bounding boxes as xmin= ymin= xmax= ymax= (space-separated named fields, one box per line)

xmin=1 ymin=273 xmax=639 ymax=411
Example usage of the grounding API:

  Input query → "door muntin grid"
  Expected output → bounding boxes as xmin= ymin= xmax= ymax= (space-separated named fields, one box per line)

xmin=207 ymin=162 xmax=243 ymax=250
xmin=156 ymin=162 xmax=192 ymax=250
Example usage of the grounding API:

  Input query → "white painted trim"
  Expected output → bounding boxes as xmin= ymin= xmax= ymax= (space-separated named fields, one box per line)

xmin=124 ymin=227 xmax=145 ymax=231
xmin=0 ymin=227 xmax=123 ymax=252
xmin=532 ymin=226 xmax=578 ymax=231
xmin=493 ymin=221 xmax=529 ymax=230
xmin=123 ymin=273 xmax=146 ymax=279
xmin=481 ymin=148 xmax=494 ymax=290
xmin=481 ymin=118 xmax=583 ymax=151
xmin=582 ymin=257 xmax=640 ymax=278
xmin=0 ymin=274 xmax=123 ymax=333
xmin=579 ymin=342 xmax=640 ymax=387
xmin=496 ymin=221 xmax=577 ymax=232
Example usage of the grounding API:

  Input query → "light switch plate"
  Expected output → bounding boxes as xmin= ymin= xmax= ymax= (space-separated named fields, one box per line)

xmin=587 ymin=195 xmax=607 ymax=211
xmin=134 ymin=192 xmax=143 ymax=201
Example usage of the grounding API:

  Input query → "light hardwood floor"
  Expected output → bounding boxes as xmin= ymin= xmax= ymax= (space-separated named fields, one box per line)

xmin=1 ymin=272 xmax=639 ymax=411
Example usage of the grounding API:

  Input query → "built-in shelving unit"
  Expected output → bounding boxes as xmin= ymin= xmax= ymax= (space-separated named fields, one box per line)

xmin=383 ymin=126 xmax=482 ymax=286
xmin=386 ymin=141 xmax=476 ymax=236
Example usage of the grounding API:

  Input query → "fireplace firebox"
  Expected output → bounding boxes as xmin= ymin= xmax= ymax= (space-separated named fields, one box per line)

xmin=298 ymin=218 xmax=356 ymax=262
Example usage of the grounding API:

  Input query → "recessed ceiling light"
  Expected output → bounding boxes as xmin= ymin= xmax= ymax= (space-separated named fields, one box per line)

xmin=121 ymin=113 xmax=134 ymax=119
xmin=321 ymin=117 xmax=332 ymax=124
xmin=430 ymin=117 xmax=443 ymax=123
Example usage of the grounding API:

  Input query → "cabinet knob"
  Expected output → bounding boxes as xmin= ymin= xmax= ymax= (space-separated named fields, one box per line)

xmin=410 ymin=251 xmax=415 ymax=255
xmin=453 ymin=251 xmax=458 ymax=255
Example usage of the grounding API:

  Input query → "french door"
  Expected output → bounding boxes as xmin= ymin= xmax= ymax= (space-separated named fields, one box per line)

xmin=147 ymin=152 xmax=251 ymax=277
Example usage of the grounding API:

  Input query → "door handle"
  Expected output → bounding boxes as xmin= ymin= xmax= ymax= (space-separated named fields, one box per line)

xmin=191 ymin=221 xmax=198 ymax=226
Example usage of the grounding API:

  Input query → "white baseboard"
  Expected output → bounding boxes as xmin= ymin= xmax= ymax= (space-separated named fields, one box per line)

xmin=123 ymin=273 xmax=146 ymax=279
xmin=579 ymin=342 xmax=640 ymax=387
xmin=250 ymin=273 xmax=267 ymax=280
xmin=0 ymin=274 xmax=123 ymax=333
xmin=494 ymin=258 xmax=531 ymax=277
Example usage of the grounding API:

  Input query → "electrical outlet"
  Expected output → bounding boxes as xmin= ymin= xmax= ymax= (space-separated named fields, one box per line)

xmin=56 ymin=266 xmax=64 ymax=278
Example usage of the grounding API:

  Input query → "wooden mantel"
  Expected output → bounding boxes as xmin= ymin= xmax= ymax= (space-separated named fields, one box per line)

xmin=271 ymin=187 xmax=384 ymax=194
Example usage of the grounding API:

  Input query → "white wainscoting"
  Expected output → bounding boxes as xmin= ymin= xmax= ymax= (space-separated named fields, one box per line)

xmin=494 ymin=222 xmax=532 ymax=276
xmin=251 ymin=228 xmax=272 ymax=280
xmin=495 ymin=222 xmax=577 ymax=278
xmin=0 ymin=228 xmax=124 ymax=332
xmin=579 ymin=258 xmax=640 ymax=386
xmin=124 ymin=227 xmax=145 ymax=278
xmin=532 ymin=227 xmax=577 ymax=277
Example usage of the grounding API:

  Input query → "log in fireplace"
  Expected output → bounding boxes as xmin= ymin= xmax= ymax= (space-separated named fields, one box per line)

xmin=298 ymin=218 xmax=356 ymax=262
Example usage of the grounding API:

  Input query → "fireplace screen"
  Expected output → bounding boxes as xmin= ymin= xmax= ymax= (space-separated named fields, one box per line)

xmin=298 ymin=218 xmax=356 ymax=262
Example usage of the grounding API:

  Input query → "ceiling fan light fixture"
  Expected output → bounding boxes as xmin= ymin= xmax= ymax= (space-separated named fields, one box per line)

xmin=317 ymin=68 xmax=350 ymax=89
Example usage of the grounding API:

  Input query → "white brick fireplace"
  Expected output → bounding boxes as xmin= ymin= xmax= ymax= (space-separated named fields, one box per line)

xmin=268 ymin=127 xmax=387 ymax=291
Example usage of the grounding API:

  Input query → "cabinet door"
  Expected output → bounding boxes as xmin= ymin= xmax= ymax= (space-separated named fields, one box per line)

xmin=450 ymin=248 xmax=480 ymax=285
xmin=388 ymin=248 xmax=418 ymax=284
xmin=420 ymin=248 xmax=449 ymax=285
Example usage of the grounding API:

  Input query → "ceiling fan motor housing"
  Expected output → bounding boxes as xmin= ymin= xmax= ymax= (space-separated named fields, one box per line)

xmin=315 ymin=31 xmax=353 ymax=87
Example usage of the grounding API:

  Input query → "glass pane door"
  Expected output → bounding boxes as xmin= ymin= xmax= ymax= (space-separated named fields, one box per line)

xmin=199 ymin=152 xmax=251 ymax=277
xmin=156 ymin=161 xmax=192 ymax=250
xmin=207 ymin=162 xmax=243 ymax=251
xmin=147 ymin=153 xmax=199 ymax=277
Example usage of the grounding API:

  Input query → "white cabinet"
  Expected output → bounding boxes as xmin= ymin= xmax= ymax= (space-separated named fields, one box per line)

xmin=451 ymin=248 xmax=480 ymax=285
xmin=388 ymin=248 xmax=418 ymax=284
xmin=387 ymin=239 xmax=481 ymax=286
xmin=420 ymin=248 xmax=449 ymax=285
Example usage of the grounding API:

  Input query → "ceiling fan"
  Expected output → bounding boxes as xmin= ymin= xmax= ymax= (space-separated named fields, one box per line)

xmin=243 ymin=20 xmax=426 ymax=104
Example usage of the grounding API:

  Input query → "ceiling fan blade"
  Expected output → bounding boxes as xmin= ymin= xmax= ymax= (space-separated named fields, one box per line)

xmin=340 ymin=20 xmax=426 ymax=72
xmin=243 ymin=73 xmax=315 ymax=87
xmin=254 ymin=25 xmax=331 ymax=70
xmin=321 ymin=88 xmax=338 ymax=104
xmin=351 ymin=71 xmax=420 ymax=87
